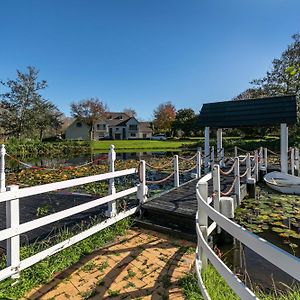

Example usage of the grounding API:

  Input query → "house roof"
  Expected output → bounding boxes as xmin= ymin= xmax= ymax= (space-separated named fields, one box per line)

xmin=197 ymin=95 xmax=297 ymax=128
xmin=104 ymin=112 xmax=131 ymax=126
xmin=139 ymin=122 xmax=153 ymax=133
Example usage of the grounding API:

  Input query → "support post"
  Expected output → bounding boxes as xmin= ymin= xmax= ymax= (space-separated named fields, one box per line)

xmin=174 ymin=154 xmax=180 ymax=187
xmin=196 ymin=148 xmax=202 ymax=179
xmin=221 ymin=148 xmax=225 ymax=167
xmin=264 ymin=147 xmax=268 ymax=171
xmin=246 ymin=153 xmax=251 ymax=180
xmin=212 ymin=164 xmax=221 ymax=233
xmin=234 ymin=146 xmax=238 ymax=158
xmin=204 ymin=127 xmax=210 ymax=174
xmin=6 ymin=185 xmax=20 ymax=279
xmin=291 ymin=147 xmax=295 ymax=176
xmin=280 ymin=123 xmax=288 ymax=173
xmin=254 ymin=150 xmax=259 ymax=181
xmin=137 ymin=160 xmax=147 ymax=205
xmin=210 ymin=146 xmax=215 ymax=170
xmin=259 ymin=147 xmax=263 ymax=170
xmin=0 ymin=144 xmax=6 ymax=193
xmin=295 ymin=148 xmax=299 ymax=176
xmin=234 ymin=157 xmax=240 ymax=207
xmin=106 ymin=145 xmax=117 ymax=217
xmin=197 ymin=182 xmax=208 ymax=268
xmin=217 ymin=129 xmax=222 ymax=163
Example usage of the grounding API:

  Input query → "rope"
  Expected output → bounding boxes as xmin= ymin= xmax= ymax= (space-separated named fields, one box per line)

xmin=239 ymin=155 xmax=248 ymax=163
xmin=219 ymin=160 xmax=236 ymax=176
xmin=5 ymin=152 xmax=107 ymax=171
xmin=145 ymin=172 xmax=175 ymax=184
xmin=267 ymin=149 xmax=280 ymax=157
xmin=240 ymin=168 xmax=249 ymax=178
xmin=221 ymin=176 xmax=237 ymax=196
xmin=236 ymin=146 xmax=252 ymax=153
xmin=179 ymin=165 xmax=197 ymax=173
xmin=217 ymin=148 xmax=223 ymax=154
xmin=178 ymin=153 xmax=198 ymax=161
xmin=251 ymin=164 xmax=256 ymax=173
xmin=145 ymin=158 xmax=174 ymax=170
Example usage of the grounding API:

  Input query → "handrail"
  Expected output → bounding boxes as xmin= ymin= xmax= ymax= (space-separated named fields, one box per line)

xmin=195 ymin=172 xmax=300 ymax=300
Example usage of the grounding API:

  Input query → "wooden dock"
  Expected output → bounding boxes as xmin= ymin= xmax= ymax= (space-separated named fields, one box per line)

xmin=139 ymin=165 xmax=248 ymax=238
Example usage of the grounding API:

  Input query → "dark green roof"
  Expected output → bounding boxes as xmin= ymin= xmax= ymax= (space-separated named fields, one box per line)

xmin=198 ymin=95 xmax=297 ymax=128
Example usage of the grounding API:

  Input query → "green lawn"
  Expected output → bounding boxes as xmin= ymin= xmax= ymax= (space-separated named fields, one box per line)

xmin=91 ymin=139 xmax=198 ymax=150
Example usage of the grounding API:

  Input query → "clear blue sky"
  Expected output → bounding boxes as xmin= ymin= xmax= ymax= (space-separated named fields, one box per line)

xmin=1 ymin=0 xmax=299 ymax=120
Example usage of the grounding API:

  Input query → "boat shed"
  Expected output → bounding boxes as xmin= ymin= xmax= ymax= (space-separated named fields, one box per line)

xmin=198 ymin=95 xmax=298 ymax=173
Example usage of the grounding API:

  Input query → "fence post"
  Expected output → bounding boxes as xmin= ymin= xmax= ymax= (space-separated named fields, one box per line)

xmin=196 ymin=148 xmax=202 ymax=179
xmin=264 ymin=147 xmax=268 ymax=171
xmin=212 ymin=164 xmax=221 ymax=233
xmin=246 ymin=153 xmax=251 ymax=180
xmin=0 ymin=144 xmax=6 ymax=193
xmin=221 ymin=148 xmax=225 ymax=167
xmin=259 ymin=146 xmax=263 ymax=170
xmin=295 ymin=148 xmax=299 ymax=176
xmin=106 ymin=145 xmax=117 ymax=217
xmin=234 ymin=157 xmax=240 ymax=207
xmin=254 ymin=150 xmax=259 ymax=181
xmin=6 ymin=185 xmax=20 ymax=279
xmin=234 ymin=146 xmax=238 ymax=158
xmin=197 ymin=181 xmax=208 ymax=268
xmin=174 ymin=154 xmax=180 ymax=187
xmin=291 ymin=147 xmax=295 ymax=176
xmin=137 ymin=160 xmax=147 ymax=205
xmin=210 ymin=146 xmax=215 ymax=170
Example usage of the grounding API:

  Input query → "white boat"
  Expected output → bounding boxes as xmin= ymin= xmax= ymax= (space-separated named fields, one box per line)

xmin=263 ymin=171 xmax=300 ymax=195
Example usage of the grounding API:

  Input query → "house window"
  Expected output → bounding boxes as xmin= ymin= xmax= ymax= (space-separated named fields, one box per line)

xmin=131 ymin=133 xmax=136 ymax=137
xmin=96 ymin=124 xmax=106 ymax=130
xmin=129 ymin=125 xmax=137 ymax=130
xmin=76 ymin=122 xmax=82 ymax=127
xmin=116 ymin=128 xmax=119 ymax=131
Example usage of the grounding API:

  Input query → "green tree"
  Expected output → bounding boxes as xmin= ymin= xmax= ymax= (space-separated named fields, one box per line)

xmin=153 ymin=101 xmax=176 ymax=135
xmin=70 ymin=98 xmax=107 ymax=140
xmin=0 ymin=66 xmax=48 ymax=137
xmin=172 ymin=108 xmax=196 ymax=136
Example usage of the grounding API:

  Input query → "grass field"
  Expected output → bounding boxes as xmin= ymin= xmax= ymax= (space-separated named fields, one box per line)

xmin=91 ymin=139 xmax=198 ymax=150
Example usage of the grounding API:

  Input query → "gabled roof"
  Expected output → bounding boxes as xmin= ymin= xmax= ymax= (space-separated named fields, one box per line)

xmin=139 ymin=122 xmax=153 ymax=133
xmin=104 ymin=112 xmax=131 ymax=126
xmin=198 ymin=95 xmax=297 ymax=128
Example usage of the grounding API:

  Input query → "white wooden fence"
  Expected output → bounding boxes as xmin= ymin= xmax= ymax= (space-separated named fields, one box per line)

xmin=195 ymin=151 xmax=300 ymax=300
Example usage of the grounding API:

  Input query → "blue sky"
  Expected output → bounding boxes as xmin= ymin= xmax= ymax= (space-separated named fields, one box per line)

xmin=0 ymin=0 xmax=299 ymax=120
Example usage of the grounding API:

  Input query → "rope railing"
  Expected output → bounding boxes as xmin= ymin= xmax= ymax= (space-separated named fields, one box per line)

xmin=145 ymin=158 xmax=174 ymax=170
xmin=219 ymin=160 xmax=236 ymax=176
xmin=239 ymin=155 xmax=248 ymax=164
xmin=267 ymin=149 xmax=280 ymax=157
xmin=145 ymin=172 xmax=175 ymax=184
xmin=240 ymin=168 xmax=249 ymax=179
xmin=179 ymin=164 xmax=197 ymax=174
xmin=178 ymin=152 xmax=198 ymax=161
xmin=220 ymin=176 xmax=237 ymax=196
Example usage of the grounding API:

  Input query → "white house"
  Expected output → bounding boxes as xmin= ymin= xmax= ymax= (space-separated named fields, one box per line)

xmin=65 ymin=112 xmax=153 ymax=140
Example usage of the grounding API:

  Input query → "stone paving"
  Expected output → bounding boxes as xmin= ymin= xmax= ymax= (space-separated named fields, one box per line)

xmin=25 ymin=227 xmax=195 ymax=300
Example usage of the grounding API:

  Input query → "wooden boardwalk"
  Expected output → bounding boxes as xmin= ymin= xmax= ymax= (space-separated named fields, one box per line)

xmin=140 ymin=165 xmax=248 ymax=237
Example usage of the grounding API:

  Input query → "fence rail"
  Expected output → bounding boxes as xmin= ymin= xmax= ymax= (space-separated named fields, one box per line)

xmin=195 ymin=149 xmax=300 ymax=300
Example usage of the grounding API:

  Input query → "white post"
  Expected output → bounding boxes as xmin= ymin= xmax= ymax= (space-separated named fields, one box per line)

xmin=174 ymin=154 xmax=180 ymax=187
xmin=106 ymin=145 xmax=117 ymax=217
xmin=254 ymin=150 xmax=259 ymax=181
xmin=295 ymin=148 xmax=299 ymax=176
xmin=204 ymin=127 xmax=210 ymax=174
xmin=234 ymin=157 xmax=240 ymax=207
xmin=0 ymin=144 xmax=6 ymax=193
xmin=217 ymin=129 xmax=222 ymax=163
xmin=264 ymin=147 xmax=268 ymax=171
xmin=246 ymin=153 xmax=251 ymax=180
xmin=6 ymin=185 xmax=20 ymax=279
xmin=197 ymin=182 xmax=208 ymax=268
xmin=210 ymin=146 xmax=215 ymax=170
xmin=291 ymin=147 xmax=295 ymax=176
xmin=280 ymin=123 xmax=288 ymax=173
xmin=259 ymin=147 xmax=263 ymax=170
xmin=234 ymin=146 xmax=238 ymax=158
xmin=221 ymin=148 xmax=225 ymax=167
xmin=212 ymin=164 xmax=221 ymax=234
xmin=137 ymin=160 xmax=147 ymax=204
xmin=196 ymin=148 xmax=202 ymax=179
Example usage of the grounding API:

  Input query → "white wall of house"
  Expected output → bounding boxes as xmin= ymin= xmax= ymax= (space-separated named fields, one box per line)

xmin=126 ymin=118 xmax=139 ymax=139
xmin=65 ymin=121 xmax=90 ymax=140
xmin=93 ymin=122 xmax=109 ymax=140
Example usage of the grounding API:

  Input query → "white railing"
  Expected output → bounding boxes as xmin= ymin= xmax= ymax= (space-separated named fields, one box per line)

xmin=195 ymin=167 xmax=300 ymax=300
xmin=0 ymin=144 xmax=149 ymax=282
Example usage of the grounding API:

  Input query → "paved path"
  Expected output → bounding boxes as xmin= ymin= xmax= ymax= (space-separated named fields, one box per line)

xmin=25 ymin=228 xmax=195 ymax=300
